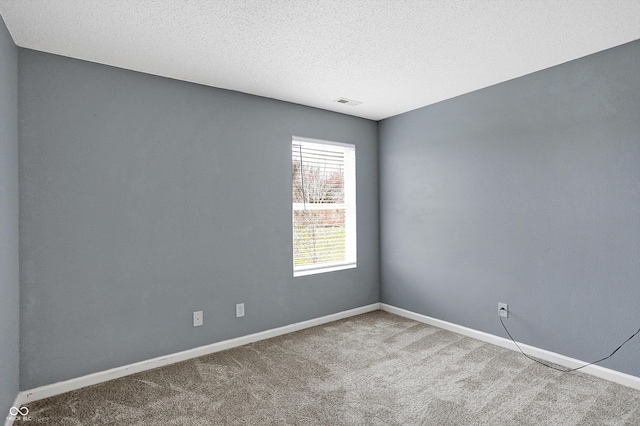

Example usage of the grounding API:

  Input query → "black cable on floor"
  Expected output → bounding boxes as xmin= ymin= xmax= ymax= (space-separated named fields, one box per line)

xmin=499 ymin=315 xmax=640 ymax=372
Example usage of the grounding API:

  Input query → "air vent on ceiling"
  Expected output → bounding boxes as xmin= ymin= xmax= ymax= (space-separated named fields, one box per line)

xmin=333 ymin=97 xmax=362 ymax=106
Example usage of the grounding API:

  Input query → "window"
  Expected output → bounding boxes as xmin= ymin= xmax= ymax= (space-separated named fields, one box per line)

xmin=292 ymin=137 xmax=356 ymax=276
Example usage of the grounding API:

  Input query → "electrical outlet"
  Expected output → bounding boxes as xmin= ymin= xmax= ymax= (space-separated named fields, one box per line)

xmin=498 ymin=303 xmax=508 ymax=318
xmin=193 ymin=311 xmax=203 ymax=327
xmin=236 ymin=303 xmax=245 ymax=318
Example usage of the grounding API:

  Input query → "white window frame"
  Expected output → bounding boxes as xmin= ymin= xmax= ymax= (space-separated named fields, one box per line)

xmin=292 ymin=136 xmax=356 ymax=277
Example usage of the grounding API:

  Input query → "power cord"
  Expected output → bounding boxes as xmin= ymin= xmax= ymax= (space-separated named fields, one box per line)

xmin=499 ymin=309 xmax=640 ymax=372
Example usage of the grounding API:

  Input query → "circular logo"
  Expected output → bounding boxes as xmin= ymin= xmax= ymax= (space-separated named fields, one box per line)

xmin=9 ymin=406 xmax=29 ymax=416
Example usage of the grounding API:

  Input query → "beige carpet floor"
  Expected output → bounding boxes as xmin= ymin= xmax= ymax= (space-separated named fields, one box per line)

xmin=16 ymin=311 xmax=640 ymax=425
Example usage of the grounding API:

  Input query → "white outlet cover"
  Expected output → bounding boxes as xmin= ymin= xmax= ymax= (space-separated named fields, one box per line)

xmin=498 ymin=303 xmax=508 ymax=318
xmin=236 ymin=303 xmax=245 ymax=318
xmin=193 ymin=311 xmax=203 ymax=327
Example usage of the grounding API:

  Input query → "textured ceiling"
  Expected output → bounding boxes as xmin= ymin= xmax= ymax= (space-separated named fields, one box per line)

xmin=1 ymin=0 xmax=639 ymax=120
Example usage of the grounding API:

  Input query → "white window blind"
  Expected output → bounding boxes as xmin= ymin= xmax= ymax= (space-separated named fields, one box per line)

xmin=292 ymin=137 xmax=356 ymax=276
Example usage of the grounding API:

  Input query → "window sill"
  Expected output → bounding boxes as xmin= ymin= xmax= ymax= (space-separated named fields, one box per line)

xmin=294 ymin=262 xmax=357 ymax=277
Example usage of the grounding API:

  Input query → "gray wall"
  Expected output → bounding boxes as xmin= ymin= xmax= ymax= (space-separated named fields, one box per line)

xmin=379 ymin=40 xmax=640 ymax=377
xmin=19 ymin=49 xmax=379 ymax=389
xmin=0 ymin=14 xmax=19 ymax=418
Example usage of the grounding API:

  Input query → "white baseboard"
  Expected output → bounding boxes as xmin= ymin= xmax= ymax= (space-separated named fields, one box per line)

xmin=15 ymin=301 xmax=640 ymax=409
xmin=18 ymin=303 xmax=380 ymax=404
xmin=380 ymin=303 xmax=640 ymax=391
